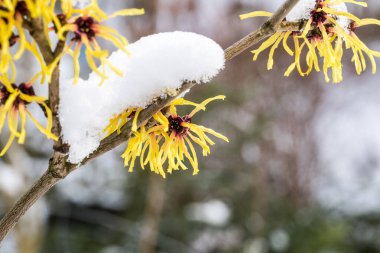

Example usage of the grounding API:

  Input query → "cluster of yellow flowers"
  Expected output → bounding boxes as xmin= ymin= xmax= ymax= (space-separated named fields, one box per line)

xmin=57 ymin=1 xmax=144 ymax=84
xmin=241 ymin=0 xmax=380 ymax=83
xmin=0 ymin=0 xmax=143 ymax=155
xmin=1 ymin=0 xmax=229 ymax=177
xmin=0 ymin=74 xmax=56 ymax=155
xmin=104 ymin=96 xmax=229 ymax=178
xmin=0 ymin=0 xmax=55 ymax=155
xmin=0 ymin=0 xmax=228 ymax=177
xmin=0 ymin=0 xmax=43 ymax=78
xmin=3 ymin=0 xmax=379 ymax=176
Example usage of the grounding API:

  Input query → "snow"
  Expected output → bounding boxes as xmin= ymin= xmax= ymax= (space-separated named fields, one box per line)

xmin=286 ymin=0 xmax=316 ymax=21
xmin=59 ymin=31 xmax=225 ymax=163
xmin=333 ymin=3 xmax=350 ymax=31
xmin=71 ymin=0 xmax=90 ymax=8
xmin=287 ymin=0 xmax=350 ymax=31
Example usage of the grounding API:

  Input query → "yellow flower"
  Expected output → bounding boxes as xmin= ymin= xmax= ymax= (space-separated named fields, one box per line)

xmin=103 ymin=108 xmax=138 ymax=138
xmin=1 ymin=0 xmax=26 ymax=73
xmin=57 ymin=0 xmax=144 ymax=84
xmin=0 ymin=23 xmax=17 ymax=77
xmin=0 ymin=0 xmax=55 ymax=81
xmin=0 ymin=74 xmax=57 ymax=156
xmin=104 ymin=96 xmax=229 ymax=178
xmin=240 ymin=0 xmax=380 ymax=83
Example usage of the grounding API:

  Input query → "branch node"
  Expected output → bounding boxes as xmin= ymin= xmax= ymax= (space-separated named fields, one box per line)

xmin=263 ymin=21 xmax=278 ymax=34
xmin=53 ymin=143 xmax=70 ymax=154
xmin=48 ymin=152 xmax=69 ymax=179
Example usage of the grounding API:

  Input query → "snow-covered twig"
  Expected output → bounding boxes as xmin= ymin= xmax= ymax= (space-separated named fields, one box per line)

xmin=0 ymin=0 xmax=300 ymax=243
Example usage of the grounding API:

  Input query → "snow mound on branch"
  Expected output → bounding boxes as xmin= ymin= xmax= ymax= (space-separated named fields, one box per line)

xmin=287 ymin=0 xmax=350 ymax=31
xmin=59 ymin=31 xmax=225 ymax=164
xmin=286 ymin=0 xmax=316 ymax=21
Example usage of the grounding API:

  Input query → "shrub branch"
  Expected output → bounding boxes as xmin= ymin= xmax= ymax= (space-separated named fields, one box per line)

xmin=0 ymin=0 xmax=301 ymax=243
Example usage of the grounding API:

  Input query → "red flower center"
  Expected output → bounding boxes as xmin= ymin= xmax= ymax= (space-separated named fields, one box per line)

xmin=168 ymin=115 xmax=191 ymax=137
xmin=349 ymin=21 xmax=358 ymax=33
xmin=15 ymin=1 xmax=30 ymax=18
xmin=310 ymin=9 xmax=327 ymax=25
xmin=72 ymin=16 xmax=98 ymax=42
xmin=0 ymin=83 xmax=35 ymax=107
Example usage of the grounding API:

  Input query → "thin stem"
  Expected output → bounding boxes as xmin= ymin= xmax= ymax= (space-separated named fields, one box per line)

xmin=225 ymin=0 xmax=301 ymax=60
xmin=225 ymin=21 xmax=303 ymax=61
xmin=0 ymin=0 xmax=301 ymax=243
xmin=271 ymin=0 xmax=301 ymax=29
xmin=0 ymin=171 xmax=61 ymax=240
xmin=23 ymin=18 xmax=54 ymax=63
xmin=23 ymin=17 xmax=64 ymax=150
xmin=49 ymin=59 xmax=64 ymax=150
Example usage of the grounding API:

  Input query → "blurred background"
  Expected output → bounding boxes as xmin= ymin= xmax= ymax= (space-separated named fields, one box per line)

xmin=2 ymin=0 xmax=380 ymax=252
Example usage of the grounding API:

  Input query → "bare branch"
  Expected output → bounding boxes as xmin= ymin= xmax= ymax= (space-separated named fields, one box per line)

xmin=24 ymin=16 xmax=67 ymax=146
xmin=0 ymin=171 xmax=61 ymax=240
xmin=270 ymin=0 xmax=301 ymax=29
xmin=225 ymin=0 xmax=301 ymax=60
xmin=23 ymin=18 xmax=54 ymax=64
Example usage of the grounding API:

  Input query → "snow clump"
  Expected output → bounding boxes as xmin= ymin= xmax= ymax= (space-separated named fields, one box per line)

xmin=59 ymin=31 xmax=225 ymax=163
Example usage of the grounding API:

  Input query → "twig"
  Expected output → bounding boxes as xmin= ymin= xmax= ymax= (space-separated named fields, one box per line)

xmin=23 ymin=18 xmax=54 ymax=63
xmin=225 ymin=0 xmax=302 ymax=61
xmin=23 ymin=18 xmax=66 ymax=148
xmin=0 ymin=171 xmax=60 ymax=240
xmin=0 ymin=0 xmax=300 ymax=242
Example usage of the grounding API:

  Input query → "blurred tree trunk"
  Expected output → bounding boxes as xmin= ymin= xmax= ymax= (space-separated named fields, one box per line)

xmin=138 ymin=174 xmax=166 ymax=253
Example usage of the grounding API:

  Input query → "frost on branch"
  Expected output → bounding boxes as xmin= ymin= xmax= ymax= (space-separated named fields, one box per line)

xmin=59 ymin=31 xmax=225 ymax=163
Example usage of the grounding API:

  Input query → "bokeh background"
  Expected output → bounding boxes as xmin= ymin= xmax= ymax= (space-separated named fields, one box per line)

xmin=2 ymin=0 xmax=380 ymax=252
